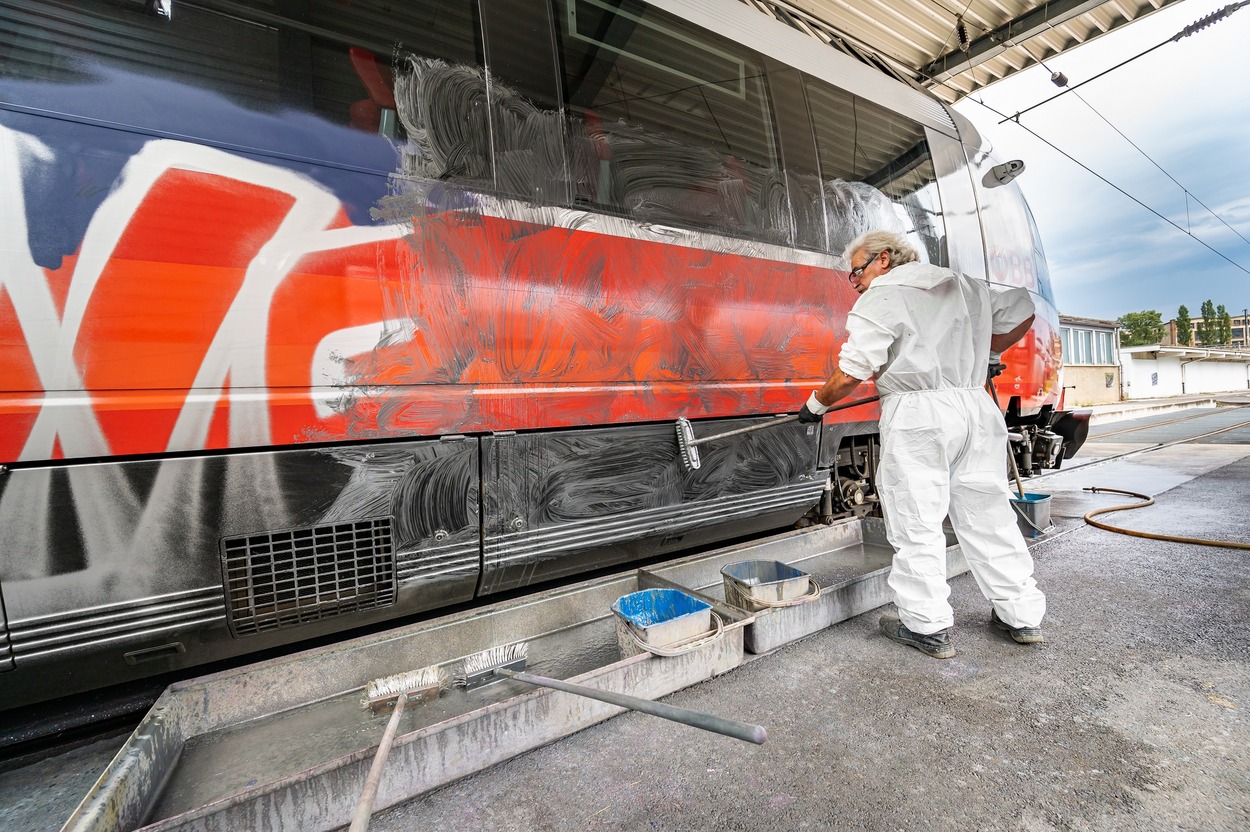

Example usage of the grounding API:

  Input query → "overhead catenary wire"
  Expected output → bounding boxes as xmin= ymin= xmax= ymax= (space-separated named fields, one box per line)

xmin=994 ymin=2 xmax=1250 ymax=251
xmin=995 ymin=39 xmax=1171 ymax=123
xmin=931 ymin=0 xmax=978 ymax=58
xmin=998 ymin=1 xmax=1250 ymax=124
xmin=1066 ymin=89 xmax=1250 ymax=249
xmin=964 ymin=95 xmax=1250 ymax=277
xmin=1008 ymin=31 xmax=1250 ymax=251
xmin=912 ymin=1 xmax=1250 ymax=273
xmin=763 ymin=0 xmax=1250 ymax=273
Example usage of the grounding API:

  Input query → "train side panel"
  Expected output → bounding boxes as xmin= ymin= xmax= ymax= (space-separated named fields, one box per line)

xmin=0 ymin=0 xmax=1064 ymax=709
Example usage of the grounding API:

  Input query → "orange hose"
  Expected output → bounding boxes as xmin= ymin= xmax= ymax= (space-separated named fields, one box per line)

xmin=1082 ymin=486 xmax=1250 ymax=550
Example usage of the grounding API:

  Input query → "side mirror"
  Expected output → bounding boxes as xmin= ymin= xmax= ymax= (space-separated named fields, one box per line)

xmin=984 ymin=160 xmax=1025 ymax=187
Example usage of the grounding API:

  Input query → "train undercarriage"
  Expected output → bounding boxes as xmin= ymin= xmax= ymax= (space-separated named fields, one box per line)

xmin=802 ymin=401 xmax=1092 ymax=528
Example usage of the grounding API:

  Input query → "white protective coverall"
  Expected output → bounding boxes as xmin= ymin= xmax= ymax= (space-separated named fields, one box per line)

xmin=838 ymin=261 xmax=1046 ymax=635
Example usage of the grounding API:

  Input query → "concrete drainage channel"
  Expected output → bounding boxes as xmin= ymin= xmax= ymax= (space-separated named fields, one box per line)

xmin=61 ymin=518 xmax=965 ymax=832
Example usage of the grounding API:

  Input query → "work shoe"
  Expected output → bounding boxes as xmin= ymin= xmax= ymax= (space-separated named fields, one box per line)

xmin=991 ymin=609 xmax=1044 ymax=644
xmin=878 ymin=615 xmax=955 ymax=659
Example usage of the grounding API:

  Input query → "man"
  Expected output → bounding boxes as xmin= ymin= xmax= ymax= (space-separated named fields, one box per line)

xmin=798 ymin=230 xmax=1045 ymax=659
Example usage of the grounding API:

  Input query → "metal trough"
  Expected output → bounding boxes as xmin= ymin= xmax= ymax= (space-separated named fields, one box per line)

xmin=656 ymin=518 xmax=963 ymax=654
xmin=60 ymin=517 xmax=947 ymax=831
xmin=60 ymin=567 xmax=750 ymax=832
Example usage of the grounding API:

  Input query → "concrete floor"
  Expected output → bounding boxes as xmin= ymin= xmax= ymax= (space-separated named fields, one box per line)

xmin=4 ymin=407 xmax=1249 ymax=832
xmin=363 ymin=452 xmax=1250 ymax=832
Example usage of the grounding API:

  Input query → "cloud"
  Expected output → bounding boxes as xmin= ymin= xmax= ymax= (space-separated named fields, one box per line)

xmin=953 ymin=0 xmax=1250 ymax=321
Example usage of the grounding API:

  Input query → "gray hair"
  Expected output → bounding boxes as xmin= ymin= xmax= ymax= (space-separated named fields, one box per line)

xmin=843 ymin=230 xmax=920 ymax=268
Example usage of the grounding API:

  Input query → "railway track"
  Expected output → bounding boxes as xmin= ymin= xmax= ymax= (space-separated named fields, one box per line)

xmin=1087 ymin=406 xmax=1238 ymax=440
xmin=1035 ymin=406 xmax=1250 ymax=480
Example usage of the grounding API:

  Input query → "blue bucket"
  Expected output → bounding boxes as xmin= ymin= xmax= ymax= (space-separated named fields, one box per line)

xmin=1010 ymin=492 xmax=1052 ymax=538
xmin=612 ymin=588 xmax=712 ymax=647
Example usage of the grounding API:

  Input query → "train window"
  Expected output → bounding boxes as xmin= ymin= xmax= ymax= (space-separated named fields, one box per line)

xmin=1 ymin=1 xmax=285 ymax=107
xmin=1022 ymin=199 xmax=1057 ymax=304
xmin=977 ymin=161 xmax=1053 ymax=302
xmin=0 ymin=0 xmax=485 ymax=177
xmin=479 ymin=0 xmax=569 ymax=203
xmin=927 ymin=132 xmax=982 ymax=276
xmin=803 ymin=76 xmax=943 ymax=262
xmin=765 ymin=59 xmax=820 ymax=251
xmin=552 ymin=0 xmax=787 ymax=242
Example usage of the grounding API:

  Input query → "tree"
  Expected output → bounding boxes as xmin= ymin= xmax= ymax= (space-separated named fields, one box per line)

xmin=1117 ymin=310 xmax=1165 ymax=347
xmin=1176 ymin=305 xmax=1192 ymax=345
xmin=1197 ymin=299 xmax=1218 ymax=345
xmin=1218 ymin=305 xmax=1232 ymax=345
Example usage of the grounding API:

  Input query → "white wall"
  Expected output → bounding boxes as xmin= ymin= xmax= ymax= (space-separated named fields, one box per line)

xmin=1121 ymin=353 xmax=1250 ymax=398
xmin=1186 ymin=360 xmax=1250 ymax=394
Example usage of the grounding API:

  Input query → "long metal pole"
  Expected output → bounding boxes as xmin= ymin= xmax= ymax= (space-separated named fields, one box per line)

xmin=986 ymin=381 xmax=1026 ymax=500
xmin=688 ymin=396 xmax=880 ymax=447
xmin=496 ymin=668 xmax=767 ymax=745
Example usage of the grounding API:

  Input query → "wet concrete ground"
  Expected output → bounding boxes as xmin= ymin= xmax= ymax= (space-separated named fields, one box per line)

xmin=3 ymin=400 xmax=1248 ymax=831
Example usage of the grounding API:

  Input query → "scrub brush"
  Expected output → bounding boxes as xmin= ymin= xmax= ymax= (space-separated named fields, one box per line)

xmin=350 ymin=664 xmax=449 ymax=832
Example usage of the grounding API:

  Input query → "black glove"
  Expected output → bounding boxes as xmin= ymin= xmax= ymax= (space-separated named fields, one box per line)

xmin=798 ymin=392 xmax=827 ymax=423
xmin=987 ymin=362 xmax=1006 ymax=380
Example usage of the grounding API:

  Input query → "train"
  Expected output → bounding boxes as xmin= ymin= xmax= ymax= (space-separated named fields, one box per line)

xmin=0 ymin=0 xmax=1088 ymax=712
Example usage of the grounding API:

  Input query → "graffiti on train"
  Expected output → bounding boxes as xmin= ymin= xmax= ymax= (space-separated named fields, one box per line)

xmin=0 ymin=125 xmax=864 ymax=465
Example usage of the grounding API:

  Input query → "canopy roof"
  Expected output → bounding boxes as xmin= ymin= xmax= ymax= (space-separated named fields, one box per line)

xmin=740 ymin=0 xmax=1186 ymax=104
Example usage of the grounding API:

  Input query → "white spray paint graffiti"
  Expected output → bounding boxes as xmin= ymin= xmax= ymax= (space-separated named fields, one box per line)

xmin=0 ymin=123 xmax=397 ymax=609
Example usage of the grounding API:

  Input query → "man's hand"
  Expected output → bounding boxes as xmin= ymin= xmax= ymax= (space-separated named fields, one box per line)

xmin=987 ymin=362 xmax=1006 ymax=380
xmin=798 ymin=391 xmax=829 ymax=423
xmin=801 ymin=370 xmax=865 ymax=423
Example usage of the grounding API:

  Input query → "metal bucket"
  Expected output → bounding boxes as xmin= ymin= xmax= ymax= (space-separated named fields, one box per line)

xmin=611 ymin=588 xmax=712 ymax=649
xmin=1010 ymin=492 xmax=1052 ymax=538
xmin=721 ymin=560 xmax=810 ymax=612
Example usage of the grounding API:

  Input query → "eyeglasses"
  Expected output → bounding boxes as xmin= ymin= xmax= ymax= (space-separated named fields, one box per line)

xmin=848 ymin=251 xmax=881 ymax=283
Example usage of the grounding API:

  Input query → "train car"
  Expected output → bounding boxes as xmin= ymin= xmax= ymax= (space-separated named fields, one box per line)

xmin=0 ymin=0 xmax=1087 ymax=711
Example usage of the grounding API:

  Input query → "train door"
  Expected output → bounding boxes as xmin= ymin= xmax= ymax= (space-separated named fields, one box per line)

xmin=472 ymin=0 xmax=825 ymax=593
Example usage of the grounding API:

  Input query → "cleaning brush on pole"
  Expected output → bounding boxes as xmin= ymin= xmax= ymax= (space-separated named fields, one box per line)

xmin=456 ymin=643 xmax=767 ymax=745
xmin=675 ymin=395 xmax=879 ymax=470
xmin=349 ymin=664 xmax=450 ymax=832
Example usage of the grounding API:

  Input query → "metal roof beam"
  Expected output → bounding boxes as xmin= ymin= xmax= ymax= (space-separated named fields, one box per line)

xmin=921 ymin=0 xmax=1107 ymax=84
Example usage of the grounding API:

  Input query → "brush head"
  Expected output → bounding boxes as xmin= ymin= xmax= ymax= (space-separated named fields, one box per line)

xmin=675 ymin=418 xmax=701 ymax=471
xmin=455 ymin=642 xmax=529 ymax=689
xmin=362 ymin=664 xmax=449 ymax=712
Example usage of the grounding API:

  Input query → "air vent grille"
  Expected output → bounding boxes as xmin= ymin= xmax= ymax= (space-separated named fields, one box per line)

xmin=222 ymin=518 xmax=395 ymax=637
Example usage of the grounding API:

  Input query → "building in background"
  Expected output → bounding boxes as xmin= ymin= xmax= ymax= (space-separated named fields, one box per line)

xmin=1164 ymin=311 xmax=1250 ymax=348
xmin=1059 ymin=316 xmax=1121 ymax=405
xmin=1121 ymin=346 xmax=1250 ymax=398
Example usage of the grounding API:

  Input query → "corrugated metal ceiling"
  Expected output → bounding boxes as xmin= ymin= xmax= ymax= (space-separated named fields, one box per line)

xmin=739 ymin=0 xmax=1186 ymax=103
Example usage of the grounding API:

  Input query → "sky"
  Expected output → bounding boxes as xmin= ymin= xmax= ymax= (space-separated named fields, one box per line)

xmin=952 ymin=0 xmax=1250 ymax=323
